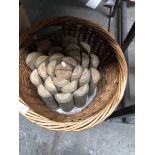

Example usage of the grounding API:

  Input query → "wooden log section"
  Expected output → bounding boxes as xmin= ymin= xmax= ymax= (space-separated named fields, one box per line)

xmin=62 ymin=36 xmax=78 ymax=48
xmin=25 ymin=52 xmax=42 ymax=70
xmin=37 ymin=62 xmax=48 ymax=80
xmin=35 ymin=55 xmax=49 ymax=68
xmin=61 ymin=81 xmax=78 ymax=93
xmin=37 ymin=84 xmax=59 ymax=110
xmin=48 ymin=46 xmax=63 ymax=56
xmin=89 ymin=68 xmax=101 ymax=96
xmin=90 ymin=54 xmax=99 ymax=68
xmin=79 ymin=41 xmax=91 ymax=54
xmin=49 ymin=53 xmax=64 ymax=63
xmin=55 ymin=63 xmax=72 ymax=80
xmin=62 ymin=56 xmax=78 ymax=69
xmin=73 ymin=84 xmax=89 ymax=108
xmin=55 ymin=93 xmax=74 ymax=112
xmin=46 ymin=60 xmax=57 ymax=77
xmin=53 ymin=77 xmax=70 ymax=91
xmin=71 ymin=65 xmax=83 ymax=82
xmin=82 ymin=53 xmax=89 ymax=68
xmin=79 ymin=68 xmax=90 ymax=87
xmin=30 ymin=69 xmax=43 ymax=87
xmin=65 ymin=43 xmax=81 ymax=52
xmin=44 ymin=76 xmax=58 ymax=94
xmin=64 ymin=43 xmax=81 ymax=62
xmin=36 ymin=40 xmax=52 ymax=52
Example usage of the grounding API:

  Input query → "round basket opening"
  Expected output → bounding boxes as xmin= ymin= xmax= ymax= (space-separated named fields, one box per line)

xmin=19 ymin=17 xmax=127 ymax=131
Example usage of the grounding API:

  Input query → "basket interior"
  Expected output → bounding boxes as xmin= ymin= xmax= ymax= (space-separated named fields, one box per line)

xmin=19 ymin=21 xmax=120 ymax=122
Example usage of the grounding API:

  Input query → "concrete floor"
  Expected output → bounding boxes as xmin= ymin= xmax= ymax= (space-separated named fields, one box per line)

xmin=20 ymin=0 xmax=135 ymax=154
xmin=20 ymin=115 xmax=135 ymax=155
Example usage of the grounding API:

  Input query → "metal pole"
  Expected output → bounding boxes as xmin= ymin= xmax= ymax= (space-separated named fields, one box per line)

xmin=111 ymin=0 xmax=120 ymax=17
xmin=108 ymin=7 xmax=112 ymax=32
xmin=109 ymin=105 xmax=135 ymax=119
xmin=122 ymin=22 xmax=135 ymax=52
xmin=117 ymin=3 xmax=122 ymax=44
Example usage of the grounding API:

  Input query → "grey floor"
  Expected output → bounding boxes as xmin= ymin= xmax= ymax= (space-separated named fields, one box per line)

xmin=20 ymin=0 xmax=135 ymax=154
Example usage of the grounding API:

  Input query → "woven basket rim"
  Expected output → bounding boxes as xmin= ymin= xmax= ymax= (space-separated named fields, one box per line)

xmin=19 ymin=16 xmax=128 ymax=132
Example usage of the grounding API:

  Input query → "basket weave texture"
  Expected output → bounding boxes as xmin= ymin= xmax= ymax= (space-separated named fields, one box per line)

xmin=19 ymin=16 xmax=127 ymax=132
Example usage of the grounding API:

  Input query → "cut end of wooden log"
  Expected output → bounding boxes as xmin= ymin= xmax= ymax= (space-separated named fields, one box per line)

xmin=74 ymin=83 xmax=89 ymax=97
xmin=73 ymin=84 xmax=89 ymax=108
xmin=55 ymin=62 xmax=72 ymax=71
xmin=79 ymin=68 xmax=90 ymax=86
xmin=30 ymin=69 xmax=42 ymax=87
xmin=64 ymin=43 xmax=81 ymax=62
xmin=46 ymin=60 xmax=57 ymax=77
xmin=55 ymin=93 xmax=74 ymax=111
xmin=38 ymin=84 xmax=59 ymax=110
xmin=48 ymin=46 xmax=63 ymax=56
xmin=62 ymin=56 xmax=78 ymax=69
xmin=53 ymin=77 xmax=70 ymax=88
xmin=55 ymin=93 xmax=73 ymax=103
xmin=61 ymin=81 xmax=78 ymax=93
xmin=90 ymin=54 xmax=99 ymax=68
xmin=49 ymin=53 xmax=64 ymax=62
xmin=80 ymin=41 xmax=91 ymax=53
xmin=25 ymin=52 xmax=42 ymax=70
xmin=71 ymin=65 xmax=83 ymax=81
xmin=35 ymin=55 xmax=49 ymax=68
xmin=37 ymin=62 xmax=48 ymax=80
xmin=55 ymin=64 xmax=72 ymax=79
xmin=90 ymin=68 xmax=100 ymax=83
xmin=65 ymin=43 xmax=81 ymax=52
xmin=62 ymin=36 xmax=78 ymax=48
xmin=37 ymin=84 xmax=51 ymax=98
xmin=82 ymin=53 xmax=89 ymax=68
xmin=44 ymin=76 xmax=58 ymax=94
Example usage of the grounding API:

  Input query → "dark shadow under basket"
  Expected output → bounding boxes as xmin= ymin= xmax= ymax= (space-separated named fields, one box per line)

xmin=19 ymin=16 xmax=127 ymax=131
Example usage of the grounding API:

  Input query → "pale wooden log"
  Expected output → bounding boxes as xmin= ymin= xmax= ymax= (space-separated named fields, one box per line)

xmin=62 ymin=56 xmax=78 ymax=69
xmin=90 ymin=54 xmax=99 ymax=68
xmin=30 ymin=69 xmax=43 ymax=87
xmin=61 ymin=81 xmax=78 ymax=93
xmin=49 ymin=53 xmax=64 ymax=63
xmin=79 ymin=68 xmax=90 ymax=87
xmin=89 ymin=68 xmax=101 ymax=96
xmin=65 ymin=43 xmax=81 ymax=52
xmin=35 ymin=55 xmax=49 ymax=68
xmin=44 ymin=76 xmax=58 ymax=94
xmin=36 ymin=40 xmax=52 ymax=52
xmin=55 ymin=64 xmax=72 ymax=80
xmin=48 ymin=46 xmax=63 ymax=56
xmin=37 ymin=84 xmax=59 ymax=110
xmin=53 ymin=77 xmax=70 ymax=91
xmin=62 ymin=36 xmax=78 ymax=48
xmin=46 ymin=60 xmax=57 ymax=77
xmin=64 ymin=43 xmax=81 ymax=62
xmin=79 ymin=41 xmax=91 ymax=54
xmin=73 ymin=84 xmax=89 ymax=108
xmin=71 ymin=65 xmax=83 ymax=82
xmin=37 ymin=62 xmax=48 ymax=80
xmin=55 ymin=93 xmax=74 ymax=112
xmin=82 ymin=53 xmax=89 ymax=68
xmin=25 ymin=52 xmax=42 ymax=70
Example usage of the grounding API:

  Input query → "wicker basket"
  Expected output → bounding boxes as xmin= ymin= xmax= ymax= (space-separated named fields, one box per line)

xmin=19 ymin=16 xmax=127 ymax=132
